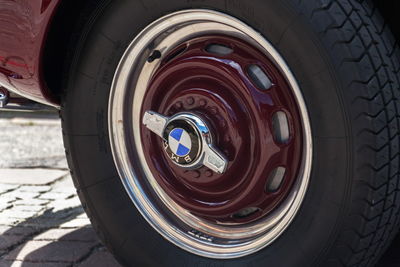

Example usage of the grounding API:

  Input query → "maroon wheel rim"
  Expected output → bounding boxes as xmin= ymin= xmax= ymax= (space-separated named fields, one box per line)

xmin=139 ymin=35 xmax=304 ymax=225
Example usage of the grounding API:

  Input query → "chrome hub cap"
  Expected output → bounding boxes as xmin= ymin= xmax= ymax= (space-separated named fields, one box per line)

xmin=143 ymin=111 xmax=228 ymax=173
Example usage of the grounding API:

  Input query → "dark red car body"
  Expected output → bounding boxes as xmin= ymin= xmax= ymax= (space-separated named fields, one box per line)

xmin=0 ymin=0 xmax=60 ymax=106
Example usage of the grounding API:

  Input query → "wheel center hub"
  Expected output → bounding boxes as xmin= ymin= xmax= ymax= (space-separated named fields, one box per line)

xmin=143 ymin=111 xmax=228 ymax=173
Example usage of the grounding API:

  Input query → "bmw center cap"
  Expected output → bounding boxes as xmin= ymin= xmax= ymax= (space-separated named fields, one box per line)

xmin=142 ymin=111 xmax=228 ymax=173
xmin=163 ymin=119 xmax=201 ymax=165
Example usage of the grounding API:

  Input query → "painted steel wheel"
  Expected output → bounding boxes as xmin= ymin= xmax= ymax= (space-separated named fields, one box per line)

xmin=62 ymin=1 xmax=400 ymax=266
xmin=109 ymin=10 xmax=312 ymax=258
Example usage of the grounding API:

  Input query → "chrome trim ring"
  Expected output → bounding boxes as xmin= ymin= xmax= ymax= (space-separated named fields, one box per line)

xmin=108 ymin=9 xmax=313 ymax=259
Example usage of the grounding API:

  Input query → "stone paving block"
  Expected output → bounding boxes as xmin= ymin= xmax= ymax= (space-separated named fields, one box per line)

xmin=0 ymin=225 xmax=10 ymax=234
xmin=36 ymin=207 xmax=83 ymax=221
xmin=21 ymin=220 xmax=62 ymax=229
xmin=0 ymin=210 xmax=39 ymax=220
xmin=77 ymin=213 xmax=89 ymax=219
xmin=0 ymin=195 xmax=18 ymax=204
xmin=20 ymin=216 xmax=72 ymax=229
xmin=46 ymin=197 xmax=82 ymax=212
xmin=0 ymin=184 xmax=19 ymax=194
xmin=0 ymin=259 xmax=8 ymax=267
xmin=38 ymin=192 xmax=74 ymax=200
xmin=0 ymin=226 xmax=36 ymax=236
xmin=18 ymin=185 xmax=51 ymax=193
xmin=0 ymin=217 xmax=22 ymax=226
xmin=0 ymin=234 xmax=26 ymax=250
xmin=13 ymin=199 xmax=49 ymax=206
xmin=0 ymin=203 xmax=12 ymax=211
xmin=34 ymin=227 xmax=98 ymax=242
xmin=1 ymin=191 xmax=40 ymax=201
xmin=5 ymin=240 xmax=98 ymax=262
xmin=6 ymin=260 xmax=69 ymax=267
xmin=0 ymin=169 xmax=68 ymax=185
xmin=78 ymin=248 xmax=122 ymax=267
xmin=51 ymin=176 xmax=74 ymax=190
xmin=60 ymin=218 xmax=91 ymax=229
xmin=0 ymin=259 xmax=11 ymax=267
xmin=52 ymin=187 xmax=76 ymax=195
xmin=10 ymin=205 xmax=44 ymax=213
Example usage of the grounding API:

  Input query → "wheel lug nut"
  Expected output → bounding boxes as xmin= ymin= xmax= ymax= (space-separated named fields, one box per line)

xmin=205 ymin=170 xmax=213 ymax=177
xmin=223 ymin=149 xmax=230 ymax=157
xmin=224 ymin=135 xmax=231 ymax=142
xmin=199 ymin=99 xmax=207 ymax=106
xmin=175 ymin=101 xmax=183 ymax=109
xmin=186 ymin=97 xmax=195 ymax=105
xmin=191 ymin=170 xmax=201 ymax=178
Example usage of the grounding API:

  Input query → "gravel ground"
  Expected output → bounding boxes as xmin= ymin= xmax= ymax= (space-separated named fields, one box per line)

xmin=0 ymin=112 xmax=67 ymax=169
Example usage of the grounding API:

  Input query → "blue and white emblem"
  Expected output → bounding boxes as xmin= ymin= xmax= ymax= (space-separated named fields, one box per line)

xmin=168 ymin=128 xmax=192 ymax=157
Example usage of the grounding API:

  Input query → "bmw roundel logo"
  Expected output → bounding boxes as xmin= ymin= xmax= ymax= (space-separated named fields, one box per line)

xmin=168 ymin=128 xmax=192 ymax=157
xmin=163 ymin=119 xmax=201 ymax=165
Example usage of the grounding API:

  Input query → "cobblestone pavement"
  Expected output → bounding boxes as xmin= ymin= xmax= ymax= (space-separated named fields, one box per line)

xmin=0 ymin=112 xmax=121 ymax=267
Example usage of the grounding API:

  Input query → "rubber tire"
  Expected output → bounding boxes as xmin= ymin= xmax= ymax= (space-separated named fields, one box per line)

xmin=61 ymin=0 xmax=400 ymax=266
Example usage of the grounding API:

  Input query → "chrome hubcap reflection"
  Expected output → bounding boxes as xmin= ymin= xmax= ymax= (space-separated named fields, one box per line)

xmin=143 ymin=111 xmax=228 ymax=173
xmin=108 ymin=9 xmax=312 ymax=259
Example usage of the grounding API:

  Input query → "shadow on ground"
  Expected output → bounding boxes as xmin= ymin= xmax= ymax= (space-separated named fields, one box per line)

xmin=0 ymin=205 xmax=120 ymax=267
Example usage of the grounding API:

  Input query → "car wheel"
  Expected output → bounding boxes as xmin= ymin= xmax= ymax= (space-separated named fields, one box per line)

xmin=61 ymin=0 xmax=400 ymax=266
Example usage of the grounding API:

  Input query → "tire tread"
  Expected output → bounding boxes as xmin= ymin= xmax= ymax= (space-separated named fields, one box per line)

xmin=294 ymin=0 xmax=400 ymax=266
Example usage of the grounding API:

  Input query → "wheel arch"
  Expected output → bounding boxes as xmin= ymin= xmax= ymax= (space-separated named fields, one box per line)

xmin=42 ymin=0 xmax=110 ymax=101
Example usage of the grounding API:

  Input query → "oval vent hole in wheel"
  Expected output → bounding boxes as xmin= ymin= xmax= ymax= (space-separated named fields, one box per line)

xmin=247 ymin=64 xmax=272 ymax=90
xmin=205 ymin=43 xmax=233 ymax=56
xmin=272 ymin=111 xmax=290 ymax=143
xmin=232 ymin=207 xmax=260 ymax=219
xmin=266 ymin=167 xmax=286 ymax=192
